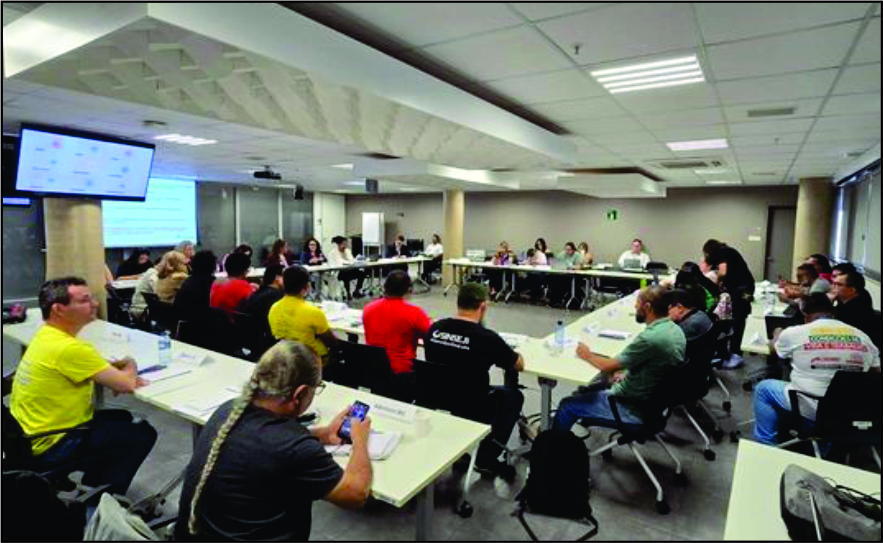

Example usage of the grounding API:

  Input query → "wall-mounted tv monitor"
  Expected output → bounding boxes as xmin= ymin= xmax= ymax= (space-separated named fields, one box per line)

xmin=14 ymin=124 xmax=155 ymax=201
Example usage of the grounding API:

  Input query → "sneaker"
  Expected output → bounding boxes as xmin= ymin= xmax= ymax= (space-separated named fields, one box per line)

xmin=474 ymin=459 xmax=517 ymax=482
xmin=721 ymin=354 xmax=744 ymax=369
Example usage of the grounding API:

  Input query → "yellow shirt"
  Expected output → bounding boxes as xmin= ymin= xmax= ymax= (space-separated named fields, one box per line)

xmin=10 ymin=325 xmax=110 ymax=455
xmin=268 ymin=296 xmax=331 ymax=359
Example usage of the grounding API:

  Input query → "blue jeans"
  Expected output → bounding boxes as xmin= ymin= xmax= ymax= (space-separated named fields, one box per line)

xmin=552 ymin=383 xmax=644 ymax=433
xmin=753 ymin=379 xmax=819 ymax=447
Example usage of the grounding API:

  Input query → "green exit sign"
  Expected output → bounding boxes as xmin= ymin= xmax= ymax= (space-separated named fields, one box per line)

xmin=606 ymin=209 xmax=619 ymax=221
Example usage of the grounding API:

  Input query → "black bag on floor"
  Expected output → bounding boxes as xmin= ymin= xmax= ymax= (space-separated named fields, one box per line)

xmin=780 ymin=463 xmax=881 ymax=541
xmin=515 ymin=430 xmax=599 ymax=541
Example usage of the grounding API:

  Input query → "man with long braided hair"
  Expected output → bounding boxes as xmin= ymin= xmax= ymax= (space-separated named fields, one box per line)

xmin=175 ymin=340 xmax=372 ymax=541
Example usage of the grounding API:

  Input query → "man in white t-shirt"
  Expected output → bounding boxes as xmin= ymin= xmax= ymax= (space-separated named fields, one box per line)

xmin=753 ymin=293 xmax=880 ymax=446
xmin=617 ymin=238 xmax=651 ymax=269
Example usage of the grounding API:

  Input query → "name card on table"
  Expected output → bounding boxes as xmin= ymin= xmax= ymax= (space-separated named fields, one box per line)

xmin=370 ymin=399 xmax=417 ymax=424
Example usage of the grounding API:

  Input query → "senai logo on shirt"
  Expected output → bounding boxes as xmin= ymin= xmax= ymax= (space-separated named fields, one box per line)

xmin=431 ymin=329 xmax=470 ymax=348
xmin=806 ymin=327 xmax=870 ymax=352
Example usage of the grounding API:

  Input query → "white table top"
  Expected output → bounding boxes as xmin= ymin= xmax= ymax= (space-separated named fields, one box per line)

xmin=724 ymin=440 xmax=881 ymax=541
xmin=2 ymin=311 xmax=489 ymax=509
xmin=445 ymin=258 xmax=661 ymax=281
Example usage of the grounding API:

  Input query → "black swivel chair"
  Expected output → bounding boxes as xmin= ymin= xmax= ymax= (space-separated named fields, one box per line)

xmin=645 ymin=261 xmax=668 ymax=285
xmin=326 ymin=341 xmax=411 ymax=402
xmin=672 ymin=325 xmax=721 ymax=460
xmin=142 ymin=292 xmax=178 ymax=334
xmin=780 ymin=371 xmax=881 ymax=468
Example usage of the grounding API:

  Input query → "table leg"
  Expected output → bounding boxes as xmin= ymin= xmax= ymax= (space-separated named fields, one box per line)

xmin=504 ymin=270 xmax=517 ymax=302
xmin=415 ymin=482 xmax=435 ymax=541
xmin=443 ymin=264 xmax=460 ymax=296
xmin=565 ymin=275 xmax=577 ymax=309
xmin=581 ymin=278 xmax=592 ymax=310
xmin=315 ymin=270 xmax=325 ymax=301
xmin=538 ymin=377 xmax=558 ymax=431
xmin=412 ymin=260 xmax=431 ymax=293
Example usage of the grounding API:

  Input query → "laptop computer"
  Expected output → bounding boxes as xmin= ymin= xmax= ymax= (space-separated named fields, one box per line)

xmin=466 ymin=249 xmax=486 ymax=263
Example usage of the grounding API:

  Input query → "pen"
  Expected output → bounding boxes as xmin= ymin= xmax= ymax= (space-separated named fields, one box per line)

xmin=137 ymin=364 xmax=167 ymax=375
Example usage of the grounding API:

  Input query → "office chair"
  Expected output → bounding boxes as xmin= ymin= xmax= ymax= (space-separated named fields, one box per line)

xmin=869 ymin=310 xmax=881 ymax=350
xmin=229 ymin=310 xmax=273 ymax=362
xmin=326 ymin=341 xmax=412 ymax=402
xmin=142 ymin=292 xmax=178 ymax=334
xmin=671 ymin=325 xmax=720 ymax=460
xmin=645 ymin=261 xmax=668 ymax=285
xmin=780 ymin=371 xmax=881 ymax=468
xmin=581 ymin=369 xmax=686 ymax=515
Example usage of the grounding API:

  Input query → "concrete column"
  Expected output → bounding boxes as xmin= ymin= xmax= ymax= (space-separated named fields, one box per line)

xmin=43 ymin=198 xmax=108 ymax=319
xmin=792 ymin=177 xmax=835 ymax=279
xmin=442 ymin=189 xmax=464 ymax=285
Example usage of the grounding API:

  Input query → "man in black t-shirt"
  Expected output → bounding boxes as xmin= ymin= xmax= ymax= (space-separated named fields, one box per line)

xmin=237 ymin=264 xmax=285 ymax=335
xmin=703 ymin=239 xmax=755 ymax=368
xmin=832 ymin=269 xmax=875 ymax=340
xmin=424 ymin=282 xmax=524 ymax=480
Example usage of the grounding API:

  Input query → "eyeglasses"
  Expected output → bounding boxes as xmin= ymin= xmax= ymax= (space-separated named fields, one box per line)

xmin=313 ymin=381 xmax=326 ymax=396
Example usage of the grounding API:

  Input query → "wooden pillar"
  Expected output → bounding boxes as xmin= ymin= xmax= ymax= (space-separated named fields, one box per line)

xmin=792 ymin=177 xmax=835 ymax=279
xmin=43 ymin=198 xmax=108 ymax=319
xmin=442 ymin=190 xmax=464 ymax=285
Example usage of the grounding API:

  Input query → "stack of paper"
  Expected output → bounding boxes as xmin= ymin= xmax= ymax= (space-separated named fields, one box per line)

xmin=139 ymin=365 xmax=192 ymax=383
xmin=499 ymin=332 xmax=529 ymax=348
xmin=325 ymin=431 xmax=403 ymax=460
xmin=177 ymin=386 xmax=241 ymax=417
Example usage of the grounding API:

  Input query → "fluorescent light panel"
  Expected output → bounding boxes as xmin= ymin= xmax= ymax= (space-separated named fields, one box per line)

xmin=705 ymin=180 xmax=741 ymax=185
xmin=331 ymin=163 xmax=354 ymax=170
xmin=694 ymin=168 xmax=729 ymax=175
xmin=666 ymin=138 xmax=729 ymax=151
xmin=154 ymin=133 xmax=217 ymax=146
xmin=591 ymin=55 xmax=705 ymax=95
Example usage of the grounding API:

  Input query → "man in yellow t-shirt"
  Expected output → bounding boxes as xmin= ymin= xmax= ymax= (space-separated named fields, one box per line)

xmin=10 ymin=277 xmax=157 ymax=496
xmin=268 ymin=265 xmax=337 ymax=363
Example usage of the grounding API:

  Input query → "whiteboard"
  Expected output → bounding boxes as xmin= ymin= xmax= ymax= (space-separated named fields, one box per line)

xmin=362 ymin=212 xmax=384 ymax=245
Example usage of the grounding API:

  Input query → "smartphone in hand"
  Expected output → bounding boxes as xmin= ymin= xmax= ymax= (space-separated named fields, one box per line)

xmin=337 ymin=401 xmax=370 ymax=443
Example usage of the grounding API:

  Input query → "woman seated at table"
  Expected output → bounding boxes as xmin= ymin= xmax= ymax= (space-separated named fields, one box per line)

xmin=300 ymin=237 xmax=327 ymax=266
xmin=116 ymin=248 xmax=153 ymax=279
xmin=577 ymin=242 xmax=594 ymax=269
xmin=487 ymin=241 xmax=517 ymax=297
xmin=175 ymin=340 xmax=373 ymax=542
xmin=154 ymin=251 xmax=189 ymax=304
xmin=219 ymin=244 xmax=253 ymax=273
xmin=265 ymin=238 xmax=291 ymax=268
xmin=522 ymin=248 xmax=548 ymax=302
xmin=549 ymin=242 xmax=582 ymax=308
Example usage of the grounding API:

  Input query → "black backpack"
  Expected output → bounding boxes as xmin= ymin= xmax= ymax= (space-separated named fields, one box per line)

xmin=516 ymin=430 xmax=599 ymax=541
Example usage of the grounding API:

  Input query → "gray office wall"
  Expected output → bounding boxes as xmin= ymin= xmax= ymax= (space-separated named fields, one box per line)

xmin=346 ymin=186 xmax=799 ymax=279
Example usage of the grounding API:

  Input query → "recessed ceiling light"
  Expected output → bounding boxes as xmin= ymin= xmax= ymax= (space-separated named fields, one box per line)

xmin=591 ymin=55 xmax=705 ymax=94
xmin=398 ymin=187 xmax=419 ymax=192
xmin=557 ymin=172 xmax=576 ymax=177
xmin=343 ymin=181 xmax=364 ymax=186
xmin=705 ymin=180 xmax=741 ymax=185
xmin=154 ymin=134 xmax=217 ymax=146
xmin=331 ymin=163 xmax=354 ymax=170
xmin=694 ymin=168 xmax=729 ymax=175
xmin=666 ymin=139 xmax=729 ymax=152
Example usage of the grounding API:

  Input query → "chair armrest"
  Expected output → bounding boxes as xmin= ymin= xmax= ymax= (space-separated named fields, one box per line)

xmin=606 ymin=394 xmax=626 ymax=429
xmin=786 ymin=388 xmax=823 ymax=438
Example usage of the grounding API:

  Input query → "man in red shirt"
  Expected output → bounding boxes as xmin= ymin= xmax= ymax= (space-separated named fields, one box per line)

xmin=210 ymin=252 xmax=257 ymax=313
xmin=363 ymin=271 xmax=431 ymax=374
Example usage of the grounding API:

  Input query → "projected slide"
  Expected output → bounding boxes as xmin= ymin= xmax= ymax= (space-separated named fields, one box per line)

xmin=102 ymin=178 xmax=198 ymax=248
xmin=16 ymin=128 xmax=153 ymax=198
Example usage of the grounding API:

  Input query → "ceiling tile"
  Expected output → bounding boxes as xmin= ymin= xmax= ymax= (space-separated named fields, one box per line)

xmin=421 ymin=26 xmax=571 ymax=81
xmin=332 ymin=3 xmax=523 ymax=48
xmin=850 ymin=17 xmax=881 ymax=64
xmin=805 ymin=129 xmax=880 ymax=144
xmin=717 ymin=70 xmax=837 ymax=104
xmin=730 ymin=133 xmax=806 ymax=146
xmin=821 ymin=92 xmax=881 ymax=115
xmin=509 ymin=3 xmax=611 ymax=22
xmin=734 ymin=144 xmax=801 ymax=156
xmin=613 ymin=82 xmax=719 ymax=113
xmin=728 ymin=118 xmax=815 ymax=136
xmin=723 ymin=98 xmax=823 ymax=123
xmin=833 ymin=63 xmax=882 ymax=94
xmin=812 ymin=113 xmax=881 ymax=132
xmin=604 ymin=142 xmax=673 ymax=156
xmin=484 ymin=69 xmax=605 ymax=105
xmin=537 ymin=3 xmax=698 ymax=66
xmin=639 ymin=107 xmax=724 ymax=129
xmin=561 ymin=116 xmax=645 ymax=136
xmin=706 ymin=23 xmax=860 ymax=79
xmin=695 ymin=3 xmax=869 ymax=44
xmin=530 ymin=96 xmax=625 ymax=122
xmin=584 ymin=131 xmax=660 ymax=145
xmin=650 ymin=125 xmax=728 ymax=142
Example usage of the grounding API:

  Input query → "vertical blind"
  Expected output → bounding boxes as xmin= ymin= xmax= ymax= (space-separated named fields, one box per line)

xmin=830 ymin=167 xmax=880 ymax=278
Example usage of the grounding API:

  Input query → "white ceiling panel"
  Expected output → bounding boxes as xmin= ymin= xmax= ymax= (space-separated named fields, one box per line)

xmin=484 ymin=69 xmax=606 ymax=105
xmin=583 ymin=131 xmax=660 ymax=145
xmin=509 ymin=3 xmax=610 ymax=22
xmin=695 ymin=3 xmax=870 ymax=44
xmin=723 ymin=98 xmax=823 ymax=123
xmin=603 ymin=142 xmax=673 ymax=157
xmin=717 ymin=69 xmax=837 ymax=104
xmin=812 ymin=113 xmax=881 ymax=132
xmin=530 ymin=96 xmax=625 ymax=122
xmin=730 ymin=133 xmax=807 ymax=147
xmin=650 ymin=125 xmax=728 ymax=142
xmin=420 ymin=25 xmax=571 ymax=81
xmin=706 ymin=23 xmax=860 ymax=79
xmin=821 ymin=92 xmax=881 ymax=115
xmin=850 ymin=17 xmax=881 ymax=64
xmin=805 ymin=129 xmax=880 ymax=144
xmin=833 ymin=63 xmax=882 ymax=94
xmin=639 ymin=107 xmax=724 ymax=129
xmin=728 ymin=118 xmax=815 ymax=136
xmin=561 ymin=116 xmax=645 ymax=136
xmin=613 ymin=82 xmax=719 ymax=113
xmin=537 ymin=3 xmax=698 ymax=66
xmin=332 ymin=3 xmax=523 ymax=48
xmin=734 ymin=144 xmax=802 ymax=156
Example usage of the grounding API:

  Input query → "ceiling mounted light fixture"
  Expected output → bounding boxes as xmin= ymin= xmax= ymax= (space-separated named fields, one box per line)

xmin=154 ymin=133 xmax=217 ymax=146
xmin=666 ymin=139 xmax=729 ymax=152
xmin=590 ymin=55 xmax=705 ymax=94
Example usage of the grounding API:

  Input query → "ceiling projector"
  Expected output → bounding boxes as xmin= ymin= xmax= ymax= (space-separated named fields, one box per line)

xmin=254 ymin=167 xmax=281 ymax=180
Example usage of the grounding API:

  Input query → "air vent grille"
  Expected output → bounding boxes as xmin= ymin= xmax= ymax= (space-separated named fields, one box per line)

xmin=747 ymin=107 xmax=796 ymax=118
xmin=652 ymin=158 xmax=727 ymax=170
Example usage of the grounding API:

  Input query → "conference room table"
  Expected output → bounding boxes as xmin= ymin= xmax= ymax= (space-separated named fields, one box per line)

xmin=2 ymin=310 xmax=489 ymax=541
xmin=741 ymin=282 xmax=792 ymax=356
xmin=443 ymin=258 xmax=659 ymax=309
xmin=724 ymin=439 xmax=881 ymax=540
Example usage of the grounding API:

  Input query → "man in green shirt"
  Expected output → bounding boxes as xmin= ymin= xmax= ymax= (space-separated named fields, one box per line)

xmin=552 ymin=285 xmax=686 ymax=430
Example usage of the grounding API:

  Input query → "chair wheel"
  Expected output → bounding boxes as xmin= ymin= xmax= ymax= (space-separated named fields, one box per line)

xmin=704 ymin=449 xmax=716 ymax=461
xmin=674 ymin=473 xmax=688 ymax=486
xmin=730 ymin=431 xmax=740 ymax=444
xmin=457 ymin=501 xmax=474 ymax=518
xmin=655 ymin=500 xmax=670 ymax=515
xmin=723 ymin=401 xmax=732 ymax=412
xmin=711 ymin=429 xmax=724 ymax=443
xmin=601 ymin=449 xmax=613 ymax=460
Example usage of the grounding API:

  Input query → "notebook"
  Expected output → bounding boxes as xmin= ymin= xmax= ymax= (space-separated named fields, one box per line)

xmin=325 ymin=431 xmax=403 ymax=460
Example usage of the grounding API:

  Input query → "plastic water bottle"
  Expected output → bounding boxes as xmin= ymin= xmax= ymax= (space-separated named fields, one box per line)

xmin=554 ymin=320 xmax=565 ymax=354
xmin=157 ymin=331 xmax=172 ymax=367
